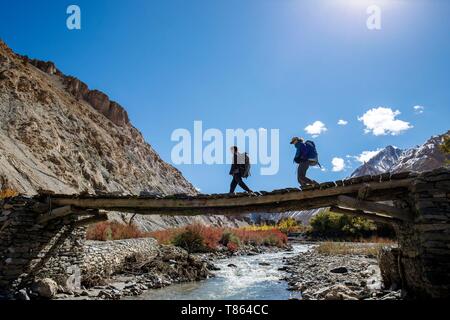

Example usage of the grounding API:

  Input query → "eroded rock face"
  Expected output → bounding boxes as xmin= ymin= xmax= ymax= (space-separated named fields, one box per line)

xmin=0 ymin=39 xmax=194 ymax=196
xmin=18 ymin=52 xmax=130 ymax=127
xmin=63 ymin=76 xmax=89 ymax=99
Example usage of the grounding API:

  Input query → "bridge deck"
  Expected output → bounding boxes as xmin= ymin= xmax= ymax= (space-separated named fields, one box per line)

xmin=44 ymin=171 xmax=417 ymax=220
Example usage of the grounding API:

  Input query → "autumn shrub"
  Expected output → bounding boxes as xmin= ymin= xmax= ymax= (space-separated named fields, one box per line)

xmin=220 ymin=231 xmax=241 ymax=247
xmin=86 ymin=221 xmax=144 ymax=241
xmin=277 ymin=217 xmax=301 ymax=234
xmin=232 ymin=228 xmax=288 ymax=247
xmin=172 ymin=226 xmax=207 ymax=253
xmin=227 ymin=241 xmax=239 ymax=253
xmin=88 ymin=221 xmax=289 ymax=253
xmin=197 ymin=225 xmax=223 ymax=250
xmin=148 ymin=228 xmax=181 ymax=245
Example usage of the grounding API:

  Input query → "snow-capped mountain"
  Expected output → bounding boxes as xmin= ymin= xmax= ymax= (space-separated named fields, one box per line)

xmin=350 ymin=146 xmax=403 ymax=177
xmin=351 ymin=131 xmax=449 ymax=177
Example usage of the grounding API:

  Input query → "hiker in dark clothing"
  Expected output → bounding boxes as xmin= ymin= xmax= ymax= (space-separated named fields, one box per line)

xmin=229 ymin=146 xmax=253 ymax=194
xmin=290 ymin=137 xmax=318 ymax=188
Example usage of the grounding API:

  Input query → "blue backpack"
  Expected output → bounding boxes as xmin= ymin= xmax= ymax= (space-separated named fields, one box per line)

xmin=305 ymin=140 xmax=321 ymax=167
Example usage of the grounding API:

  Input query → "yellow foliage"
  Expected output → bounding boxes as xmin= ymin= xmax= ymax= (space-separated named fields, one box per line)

xmin=0 ymin=188 xmax=19 ymax=199
xmin=242 ymin=224 xmax=277 ymax=232
xmin=242 ymin=218 xmax=310 ymax=235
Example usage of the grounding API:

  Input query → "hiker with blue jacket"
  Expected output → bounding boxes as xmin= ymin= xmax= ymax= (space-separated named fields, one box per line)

xmin=290 ymin=137 xmax=320 ymax=188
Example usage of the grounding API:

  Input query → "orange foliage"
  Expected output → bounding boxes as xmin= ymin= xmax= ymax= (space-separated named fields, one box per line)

xmin=87 ymin=222 xmax=288 ymax=253
xmin=149 ymin=224 xmax=288 ymax=251
xmin=231 ymin=228 xmax=288 ymax=247
xmin=86 ymin=221 xmax=145 ymax=241
xmin=0 ymin=188 xmax=19 ymax=199
xmin=227 ymin=241 xmax=239 ymax=253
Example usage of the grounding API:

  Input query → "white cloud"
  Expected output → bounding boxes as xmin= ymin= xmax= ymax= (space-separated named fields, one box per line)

xmin=331 ymin=157 xmax=345 ymax=172
xmin=354 ymin=149 xmax=383 ymax=164
xmin=305 ymin=121 xmax=327 ymax=138
xmin=337 ymin=119 xmax=348 ymax=126
xmin=358 ymin=107 xmax=413 ymax=136
xmin=195 ymin=187 xmax=201 ymax=192
xmin=413 ymin=105 xmax=425 ymax=114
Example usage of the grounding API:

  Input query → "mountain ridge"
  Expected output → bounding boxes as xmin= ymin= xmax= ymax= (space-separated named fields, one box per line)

xmin=350 ymin=131 xmax=449 ymax=177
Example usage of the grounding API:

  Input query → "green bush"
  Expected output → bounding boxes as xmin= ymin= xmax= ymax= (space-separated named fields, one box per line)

xmin=440 ymin=134 xmax=450 ymax=164
xmin=219 ymin=231 xmax=241 ymax=247
xmin=309 ymin=209 xmax=377 ymax=239
xmin=172 ymin=228 xmax=206 ymax=253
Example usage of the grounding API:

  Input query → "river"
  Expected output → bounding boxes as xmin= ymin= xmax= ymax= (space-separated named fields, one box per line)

xmin=128 ymin=244 xmax=312 ymax=300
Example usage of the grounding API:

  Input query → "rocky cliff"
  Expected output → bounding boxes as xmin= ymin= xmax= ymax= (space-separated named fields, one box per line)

xmin=0 ymin=39 xmax=247 ymax=230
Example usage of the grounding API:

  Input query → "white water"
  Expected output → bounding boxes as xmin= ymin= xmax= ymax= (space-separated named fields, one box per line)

xmin=130 ymin=244 xmax=312 ymax=300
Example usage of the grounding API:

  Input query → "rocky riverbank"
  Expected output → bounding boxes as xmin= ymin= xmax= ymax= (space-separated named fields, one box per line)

xmin=282 ymin=242 xmax=402 ymax=300
xmin=55 ymin=245 xmax=211 ymax=300
xmin=52 ymin=242 xmax=289 ymax=300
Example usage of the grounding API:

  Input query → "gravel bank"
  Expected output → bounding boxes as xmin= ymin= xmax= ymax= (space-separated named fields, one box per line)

xmin=282 ymin=243 xmax=402 ymax=300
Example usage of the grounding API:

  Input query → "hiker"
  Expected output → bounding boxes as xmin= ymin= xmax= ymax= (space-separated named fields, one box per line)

xmin=290 ymin=137 xmax=319 ymax=188
xmin=229 ymin=146 xmax=253 ymax=194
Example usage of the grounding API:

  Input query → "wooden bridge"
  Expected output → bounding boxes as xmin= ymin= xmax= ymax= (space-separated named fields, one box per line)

xmin=1 ymin=168 xmax=449 ymax=299
xmin=39 ymin=171 xmax=417 ymax=226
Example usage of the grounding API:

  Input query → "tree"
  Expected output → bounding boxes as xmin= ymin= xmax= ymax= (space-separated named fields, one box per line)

xmin=440 ymin=134 xmax=450 ymax=164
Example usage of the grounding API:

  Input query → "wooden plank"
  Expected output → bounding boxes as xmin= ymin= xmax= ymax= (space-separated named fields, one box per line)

xmin=330 ymin=206 xmax=398 ymax=224
xmin=50 ymin=178 xmax=414 ymax=211
xmin=37 ymin=206 xmax=73 ymax=224
xmin=72 ymin=214 xmax=108 ymax=227
xmin=336 ymin=195 xmax=413 ymax=221
xmin=357 ymin=184 xmax=371 ymax=200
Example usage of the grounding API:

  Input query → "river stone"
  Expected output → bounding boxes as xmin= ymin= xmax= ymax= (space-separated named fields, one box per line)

xmin=319 ymin=284 xmax=359 ymax=300
xmin=330 ymin=267 xmax=349 ymax=274
xmin=31 ymin=278 xmax=58 ymax=299
xmin=15 ymin=289 xmax=30 ymax=300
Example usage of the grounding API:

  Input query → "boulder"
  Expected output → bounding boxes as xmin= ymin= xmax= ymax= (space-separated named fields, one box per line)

xmin=330 ymin=266 xmax=349 ymax=274
xmin=378 ymin=247 xmax=402 ymax=290
xmin=15 ymin=289 xmax=30 ymax=300
xmin=31 ymin=278 xmax=58 ymax=299
xmin=314 ymin=284 xmax=360 ymax=300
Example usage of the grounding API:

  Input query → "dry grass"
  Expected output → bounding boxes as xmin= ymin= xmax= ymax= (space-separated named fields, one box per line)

xmin=0 ymin=188 xmax=19 ymax=199
xmin=315 ymin=240 xmax=395 ymax=256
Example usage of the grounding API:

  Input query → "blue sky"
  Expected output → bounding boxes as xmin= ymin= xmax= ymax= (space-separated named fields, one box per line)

xmin=1 ymin=0 xmax=449 ymax=193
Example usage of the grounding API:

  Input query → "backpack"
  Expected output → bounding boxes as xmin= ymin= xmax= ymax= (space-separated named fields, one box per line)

xmin=305 ymin=140 xmax=321 ymax=167
xmin=242 ymin=153 xmax=251 ymax=178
